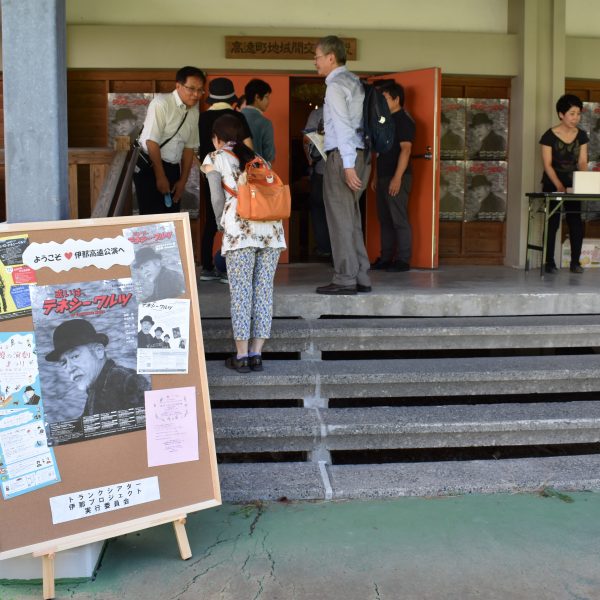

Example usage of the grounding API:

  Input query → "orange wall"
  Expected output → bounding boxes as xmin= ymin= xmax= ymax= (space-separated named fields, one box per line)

xmin=204 ymin=74 xmax=290 ymax=263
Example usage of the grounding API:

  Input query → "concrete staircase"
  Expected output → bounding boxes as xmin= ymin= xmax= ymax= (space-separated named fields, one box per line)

xmin=203 ymin=314 xmax=600 ymax=501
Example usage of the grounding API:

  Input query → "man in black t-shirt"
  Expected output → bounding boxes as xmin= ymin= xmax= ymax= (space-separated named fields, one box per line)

xmin=370 ymin=82 xmax=416 ymax=272
xmin=198 ymin=78 xmax=253 ymax=280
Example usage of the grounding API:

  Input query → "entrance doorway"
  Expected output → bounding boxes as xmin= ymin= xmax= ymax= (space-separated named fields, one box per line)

xmin=288 ymin=76 xmax=327 ymax=263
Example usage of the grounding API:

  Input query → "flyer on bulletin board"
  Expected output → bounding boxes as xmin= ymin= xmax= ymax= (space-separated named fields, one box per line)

xmin=0 ymin=331 xmax=60 ymax=500
xmin=0 ymin=234 xmax=36 ymax=322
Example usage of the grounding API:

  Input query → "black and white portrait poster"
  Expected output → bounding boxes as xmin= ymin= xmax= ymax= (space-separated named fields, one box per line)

xmin=440 ymin=98 xmax=466 ymax=160
xmin=137 ymin=298 xmax=191 ymax=374
xmin=439 ymin=161 xmax=465 ymax=221
xmin=30 ymin=278 xmax=151 ymax=446
xmin=466 ymin=98 xmax=509 ymax=161
xmin=123 ymin=221 xmax=186 ymax=304
xmin=107 ymin=92 xmax=153 ymax=149
xmin=464 ymin=161 xmax=507 ymax=222
xmin=585 ymin=102 xmax=600 ymax=161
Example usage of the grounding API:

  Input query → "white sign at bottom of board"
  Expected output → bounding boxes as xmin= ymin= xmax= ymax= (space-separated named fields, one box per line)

xmin=49 ymin=476 xmax=160 ymax=524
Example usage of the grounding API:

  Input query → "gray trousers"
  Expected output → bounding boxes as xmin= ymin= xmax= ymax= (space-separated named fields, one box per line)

xmin=376 ymin=173 xmax=412 ymax=263
xmin=323 ymin=149 xmax=371 ymax=287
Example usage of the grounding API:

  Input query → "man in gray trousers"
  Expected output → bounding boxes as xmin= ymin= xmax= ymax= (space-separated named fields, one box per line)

xmin=314 ymin=35 xmax=372 ymax=295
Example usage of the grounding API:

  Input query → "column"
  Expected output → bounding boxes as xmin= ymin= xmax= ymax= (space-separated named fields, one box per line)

xmin=1 ymin=0 xmax=69 ymax=222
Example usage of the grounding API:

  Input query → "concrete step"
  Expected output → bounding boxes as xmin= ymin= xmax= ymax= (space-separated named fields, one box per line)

xmin=218 ymin=454 xmax=600 ymax=502
xmin=206 ymin=354 xmax=600 ymax=402
xmin=201 ymin=314 xmax=600 ymax=354
xmin=213 ymin=402 xmax=600 ymax=454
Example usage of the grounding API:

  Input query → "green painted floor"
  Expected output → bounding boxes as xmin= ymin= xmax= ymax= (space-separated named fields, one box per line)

xmin=2 ymin=492 xmax=600 ymax=599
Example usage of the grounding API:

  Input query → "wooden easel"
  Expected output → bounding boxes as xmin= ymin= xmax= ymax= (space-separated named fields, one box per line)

xmin=34 ymin=515 xmax=192 ymax=600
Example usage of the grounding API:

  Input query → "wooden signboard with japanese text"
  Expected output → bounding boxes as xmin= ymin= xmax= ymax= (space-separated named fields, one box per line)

xmin=0 ymin=213 xmax=220 ymax=562
xmin=225 ymin=36 xmax=357 ymax=60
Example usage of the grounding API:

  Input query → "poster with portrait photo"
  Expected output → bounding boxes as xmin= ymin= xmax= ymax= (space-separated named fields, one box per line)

xmin=439 ymin=161 xmax=465 ymax=221
xmin=464 ymin=161 xmax=507 ymax=222
xmin=466 ymin=98 xmax=509 ymax=161
xmin=137 ymin=298 xmax=191 ymax=374
xmin=441 ymin=98 xmax=466 ymax=160
xmin=30 ymin=278 xmax=151 ymax=446
xmin=123 ymin=221 xmax=186 ymax=304
xmin=107 ymin=93 xmax=153 ymax=149
xmin=583 ymin=161 xmax=600 ymax=220
xmin=585 ymin=103 xmax=600 ymax=161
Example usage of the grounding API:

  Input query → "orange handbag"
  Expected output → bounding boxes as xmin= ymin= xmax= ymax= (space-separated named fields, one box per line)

xmin=223 ymin=155 xmax=291 ymax=222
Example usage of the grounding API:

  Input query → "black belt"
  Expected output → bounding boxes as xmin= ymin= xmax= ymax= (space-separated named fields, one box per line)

xmin=325 ymin=148 xmax=365 ymax=156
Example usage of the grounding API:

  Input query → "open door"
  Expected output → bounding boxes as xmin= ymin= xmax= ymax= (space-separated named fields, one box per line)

xmin=365 ymin=68 xmax=441 ymax=269
xmin=201 ymin=73 xmax=291 ymax=263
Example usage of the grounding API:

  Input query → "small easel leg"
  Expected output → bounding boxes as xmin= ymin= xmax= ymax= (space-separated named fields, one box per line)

xmin=42 ymin=553 xmax=55 ymax=599
xmin=173 ymin=517 xmax=192 ymax=560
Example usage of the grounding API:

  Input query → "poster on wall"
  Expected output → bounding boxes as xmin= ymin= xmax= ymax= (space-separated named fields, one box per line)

xmin=30 ymin=278 xmax=151 ymax=446
xmin=0 ymin=234 xmax=36 ymax=322
xmin=466 ymin=98 xmax=509 ymax=161
xmin=464 ymin=161 xmax=507 ymax=222
xmin=440 ymin=98 xmax=466 ymax=160
xmin=584 ymin=102 xmax=600 ymax=161
xmin=439 ymin=161 xmax=465 ymax=221
xmin=107 ymin=93 xmax=154 ymax=148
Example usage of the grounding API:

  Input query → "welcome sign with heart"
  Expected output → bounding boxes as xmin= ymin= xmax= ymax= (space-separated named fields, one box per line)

xmin=22 ymin=236 xmax=135 ymax=272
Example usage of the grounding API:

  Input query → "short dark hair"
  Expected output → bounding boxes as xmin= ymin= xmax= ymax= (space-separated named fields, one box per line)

xmin=381 ymin=82 xmax=405 ymax=107
xmin=556 ymin=94 xmax=583 ymax=116
xmin=175 ymin=66 xmax=206 ymax=85
xmin=316 ymin=35 xmax=347 ymax=65
xmin=245 ymin=79 xmax=272 ymax=105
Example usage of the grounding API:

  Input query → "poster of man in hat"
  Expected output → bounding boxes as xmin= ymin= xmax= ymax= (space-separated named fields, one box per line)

xmin=588 ymin=110 xmax=600 ymax=161
xmin=466 ymin=98 xmax=508 ymax=160
xmin=107 ymin=92 xmax=154 ymax=148
xmin=440 ymin=98 xmax=466 ymax=160
xmin=136 ymin=299 xmax=190 ymax=375
xmin=123 ymin=221 xmax=186 ymax=303
xmin=31 ymin=278 xmax=151 ymax=446
xmin=439 ymin=161 xmax=465 ymax=221
xmin=465 ymin=162 xmax=507 ymax=221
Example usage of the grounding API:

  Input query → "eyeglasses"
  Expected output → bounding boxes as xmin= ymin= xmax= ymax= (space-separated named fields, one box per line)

xmin=314 ymin=54 xmax=326 ymax=61
xmin=181 ymin=84 xmax=204 ymax=95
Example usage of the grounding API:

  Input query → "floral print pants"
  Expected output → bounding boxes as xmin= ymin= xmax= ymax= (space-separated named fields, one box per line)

xmin=226 ymin=247 xmax=281 ymax=341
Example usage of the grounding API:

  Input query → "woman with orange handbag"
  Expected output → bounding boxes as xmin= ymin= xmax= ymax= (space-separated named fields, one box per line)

xmin=201 ymin=115 xmax=286 ymax=373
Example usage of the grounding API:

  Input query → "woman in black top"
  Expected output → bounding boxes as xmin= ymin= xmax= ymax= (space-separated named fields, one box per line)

xmin=539 ymin=94 xmax=589 ymax=273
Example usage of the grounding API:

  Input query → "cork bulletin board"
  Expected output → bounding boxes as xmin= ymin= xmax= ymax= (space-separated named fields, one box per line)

xmin=0 ymin=213 xmax=220 ymax=561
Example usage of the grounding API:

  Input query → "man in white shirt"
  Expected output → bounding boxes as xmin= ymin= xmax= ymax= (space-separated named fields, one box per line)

xmin=134 ymin=66 xmax=205 ymax=214
xmin=313 ymin=36 xmax=371 ymax=295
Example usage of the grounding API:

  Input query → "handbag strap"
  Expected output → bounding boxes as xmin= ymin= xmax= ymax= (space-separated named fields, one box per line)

xmin=159 ymin=111 xmax=188 ymax=148
xmin=218 ymin=148 xmax=265 ymax=197
xmin=136 ymin=110 xmax=188 ymax=150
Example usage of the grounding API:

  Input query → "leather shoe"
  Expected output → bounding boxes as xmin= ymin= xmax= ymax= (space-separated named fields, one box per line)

xmin=225 ymin=355 xmax=251 ymax=373
xmin=386 ymin=260 xmax=410 ymax=272
xmin=370 ymin=257 xmax=392 ymax=270
xmin=249 ymin=355 xmax=263 ymax=371
xmin=544 ymin=263 xmax=559 ymax=274
xmin=570 ymin=264 xmax=584 ymax=273
xmin=316 ymin=283 xmax=357 ymax=295
xmin=356 ymin=284 xmax=372 ymax=293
